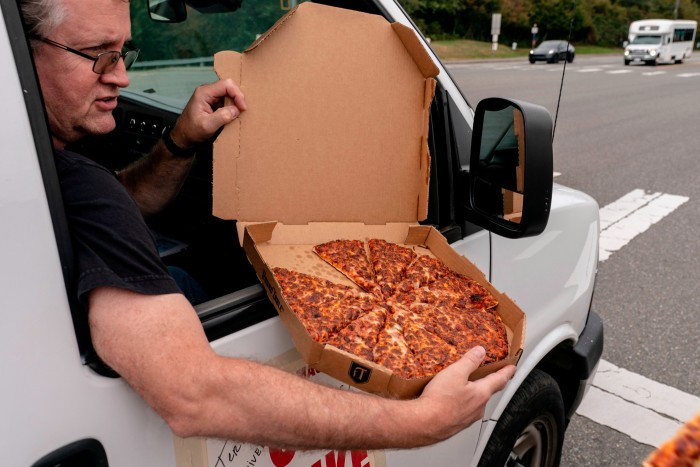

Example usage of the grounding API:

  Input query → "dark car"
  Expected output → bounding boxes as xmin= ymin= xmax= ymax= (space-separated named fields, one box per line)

xmin=529 ymin=40 xmax=575 ymax=63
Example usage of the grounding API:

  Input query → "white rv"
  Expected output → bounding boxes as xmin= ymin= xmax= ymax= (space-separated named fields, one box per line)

xmin=624 ymin=19 xmax=697 ymax=65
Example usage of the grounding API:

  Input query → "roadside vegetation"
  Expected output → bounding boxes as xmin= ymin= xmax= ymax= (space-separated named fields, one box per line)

xmin=399 ymin=0 xmax=700 ymax=48
xmin=430 ymin=39 xmax=620 ymax=61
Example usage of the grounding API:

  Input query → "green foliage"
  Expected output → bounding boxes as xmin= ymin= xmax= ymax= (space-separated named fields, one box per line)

xmin=399 ymin=0 xmax=700 ymax=46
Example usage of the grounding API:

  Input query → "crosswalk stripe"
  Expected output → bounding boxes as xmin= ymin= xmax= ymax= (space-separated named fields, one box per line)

xmin=575 ymin=190 xmax=695 ymax=448
xmin=577 ymin=360 xmax=700 ymax=447
xmin=598 ymin=189 xmax=689 ymax=262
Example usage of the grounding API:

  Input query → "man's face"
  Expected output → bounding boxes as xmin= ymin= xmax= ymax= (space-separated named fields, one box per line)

xmin=33 ymin=0 xmax=131 ymax=148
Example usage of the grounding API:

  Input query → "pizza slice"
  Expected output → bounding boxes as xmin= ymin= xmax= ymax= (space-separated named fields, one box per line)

xmin=459 ymin=307 xmax=509 ymax=364
xmin=326 ymin=306 xmax=388 ymax=361
xmin=410 ymin=302 xmax=509 ymax=365
xmin=367 ymin=238 xmax=417 ymax=298
xmin=286 ymin=300 xmax=354 ymax=343
xmin=395 ymin=272 xmax=498 ymax=311
xmin=395 ymin=253 xmax=453 ymax=293
xmin=400 ymin=312 xmax=460 ymax=376
xmin=429 ymin=272 xmax=499 ymax=310
xmin=273 ymin=267 xmax=368 ymax=306
xmin=643 ymin=411 xmax=700 ymax=467
xmin=373 ymin=316 xmax=424 ymax=379
xmin=313 ymin=239 xmax=381 ymax=295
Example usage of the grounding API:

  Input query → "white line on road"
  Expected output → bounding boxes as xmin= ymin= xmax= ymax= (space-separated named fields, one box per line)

xmin=577 ymin=360 xmax=700 ymax=447
xmin=598 ymin=189 xmax=689 ymax=262
xmin=643 ymin=71 xmax=667 ymax=76
xmin=678 ymin=72 xmax=700 ymax=78
xmin=575 ymin=189 xmax=695 ymax=448
xmin=607 ymin=69 xmax=634 ymax=74
xmin=577 ymin=68 xmax=603 ymax=72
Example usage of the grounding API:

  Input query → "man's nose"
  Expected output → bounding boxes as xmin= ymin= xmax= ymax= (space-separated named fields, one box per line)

xmin=100 ymin=57 xmax=130 ymax=88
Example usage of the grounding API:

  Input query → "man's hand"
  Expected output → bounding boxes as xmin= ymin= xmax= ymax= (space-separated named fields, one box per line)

xmin=170 ymin=78 xmax=247 ymax=149
xmin=117 ymin=79 xmax=246 ymax=215
xmin=416 ymin=346 xmax=517 ymax=443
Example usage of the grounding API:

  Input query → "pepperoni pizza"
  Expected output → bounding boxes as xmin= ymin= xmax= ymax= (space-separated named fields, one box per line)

xmin=273 ymin=238 xmax=509 ymax=379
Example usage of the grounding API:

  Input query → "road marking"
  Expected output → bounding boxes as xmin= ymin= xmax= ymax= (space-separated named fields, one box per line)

xmin=678 ymin=72 xmax=700 ymax=77
xmin=607 ymin=69 xmax=633 ymax=74
xmin=643 ymin=71 xmax=667 ymax=76
xmin=578 ymin=360 xmax=700 ymax=447
xmin=576 ymin=190 xmax=695 ymax=447
xmin=598 ymin=189 xmax=689 ymax=262
xmin=577 ymin=68 xmax=603 ymax=72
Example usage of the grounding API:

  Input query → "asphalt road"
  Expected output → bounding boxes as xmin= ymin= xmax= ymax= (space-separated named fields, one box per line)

xmin=447 ymin=54 xmax=700 ymax=466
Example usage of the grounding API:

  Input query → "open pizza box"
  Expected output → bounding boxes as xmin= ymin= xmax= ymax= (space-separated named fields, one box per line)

xmin=212 ymin=2 xmax=524 ymax=399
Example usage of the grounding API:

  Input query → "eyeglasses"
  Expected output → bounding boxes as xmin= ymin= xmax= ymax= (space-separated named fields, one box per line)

xmin=41 ymin=38 xmax=140 ymax=75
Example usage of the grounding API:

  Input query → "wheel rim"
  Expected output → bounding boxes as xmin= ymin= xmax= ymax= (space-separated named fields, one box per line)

xmin=506 ymin=413 xmax=558 ymax=467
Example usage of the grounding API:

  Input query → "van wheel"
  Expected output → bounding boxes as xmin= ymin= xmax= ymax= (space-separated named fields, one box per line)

xmin=624 ymin=59 xmax=630 ymax=65
xmin=477 ymin=369 xmax=565 ymax=467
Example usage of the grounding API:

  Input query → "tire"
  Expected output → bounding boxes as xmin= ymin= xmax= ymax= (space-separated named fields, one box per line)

xmin=624 ymin=59 xmax=630 ymax=66
xmin=566 ymin=52 xmax=574 ymax=63
xmin=477 ymin=369 xmax=565 ymax=467
xmin=529 ymin=58 xmax=536 ymax=64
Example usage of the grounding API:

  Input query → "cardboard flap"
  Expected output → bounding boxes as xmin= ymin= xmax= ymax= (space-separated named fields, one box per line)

xmin=213 ymin=2 xmax=438 ymax=225
xmin=213 ymin=51 xmax=244 ymax=211
xmin=390 ymin=22 xmax=440 ymax=78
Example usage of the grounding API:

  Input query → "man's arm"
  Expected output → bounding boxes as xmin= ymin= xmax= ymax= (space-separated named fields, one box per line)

xmin=88 ymin=286 xmax=516 ymax=450
xmin=116 ymin=79 xmax=246 ymax=217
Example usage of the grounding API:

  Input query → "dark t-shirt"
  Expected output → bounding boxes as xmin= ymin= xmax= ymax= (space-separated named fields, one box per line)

xmin=54 ymin=149 xmax=181 ymax=304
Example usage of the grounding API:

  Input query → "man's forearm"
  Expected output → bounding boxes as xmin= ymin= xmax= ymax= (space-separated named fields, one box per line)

xmin=174 ymin=355 xmax=438 ymax=450
xmin=116 ymin=139 xmax=195 ymax=217
xmin=89 ymin=288 xmax=511 ymax=452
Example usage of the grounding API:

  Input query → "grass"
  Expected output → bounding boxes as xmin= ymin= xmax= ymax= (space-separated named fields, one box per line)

xmin=430 ymin=39 xmax=620 ymax=61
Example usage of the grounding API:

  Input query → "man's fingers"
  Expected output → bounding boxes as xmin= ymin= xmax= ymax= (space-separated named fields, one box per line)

xmin=476 ymin=364 xmax=517 ymax=394
xmin=447 ymin=346 xmax=486 ymax=377
xmin=441 ymin=346 xmax=516 ymax=393
xmin=218 ymin=78 xmax=246 ymax=110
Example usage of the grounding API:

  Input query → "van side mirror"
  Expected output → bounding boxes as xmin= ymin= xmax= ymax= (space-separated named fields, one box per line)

xmin=465 ymin=98 xmax=553 ymax=238
xmin=147 ymin=0 xmax=243 ymax=21
xmin=147 ymin=0 xmax=187 ymax=22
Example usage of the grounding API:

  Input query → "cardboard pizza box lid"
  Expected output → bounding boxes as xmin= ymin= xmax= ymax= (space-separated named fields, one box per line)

xmin=212 ymin=2 xmax=438 ymax=225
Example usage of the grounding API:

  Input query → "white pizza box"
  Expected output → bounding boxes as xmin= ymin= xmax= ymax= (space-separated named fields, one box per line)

xmin=212 ymin=2 xmax=525 ymax=398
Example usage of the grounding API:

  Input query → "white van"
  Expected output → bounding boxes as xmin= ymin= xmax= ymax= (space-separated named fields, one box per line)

xmin=0 ymin=0 xmax=603 ymax=465
xmin=624 ymin=19 xmax=697 ymax=65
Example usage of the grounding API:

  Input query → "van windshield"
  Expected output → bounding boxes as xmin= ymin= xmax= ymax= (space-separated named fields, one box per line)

xmin=631 ymin=35 xmax=662 ymax=45
xmin=127 ymin=0 xmax=311 ymax=104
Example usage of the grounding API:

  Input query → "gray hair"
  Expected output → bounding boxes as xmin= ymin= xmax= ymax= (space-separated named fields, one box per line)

xmin=20 ymin=0 xmax=68 ymax=45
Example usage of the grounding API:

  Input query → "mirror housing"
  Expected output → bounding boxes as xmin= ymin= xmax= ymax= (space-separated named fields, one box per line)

xmin=148 ymin=0 xmax=242 ymax=22
xmin=147 ymin=0 xmax=187 ymax=22
xmin=465 ymin=97 xmax=553 ymax=239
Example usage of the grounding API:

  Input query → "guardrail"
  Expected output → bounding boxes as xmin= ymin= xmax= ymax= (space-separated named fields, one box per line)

xmin=131 ymin=57 xmax=214 ymax=69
